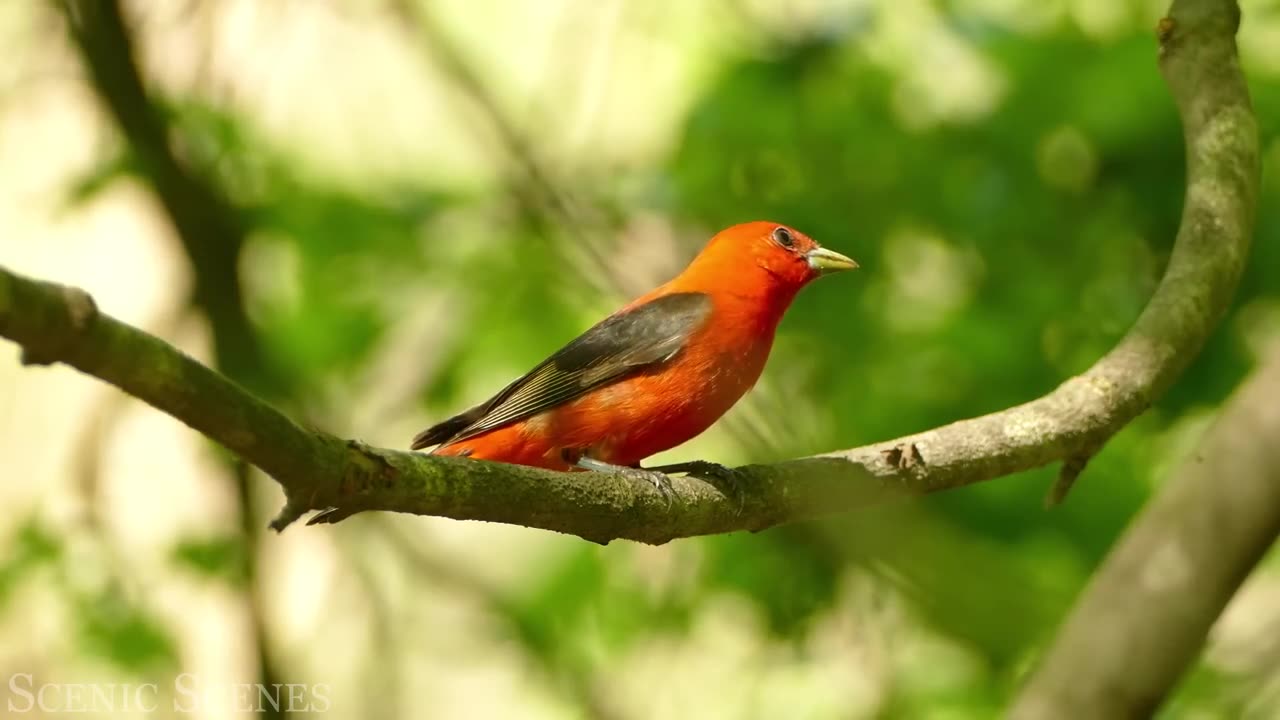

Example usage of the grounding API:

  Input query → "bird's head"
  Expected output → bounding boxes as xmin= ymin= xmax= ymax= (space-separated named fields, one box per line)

xmin=686 ymin=221 xmax=858 ymax=297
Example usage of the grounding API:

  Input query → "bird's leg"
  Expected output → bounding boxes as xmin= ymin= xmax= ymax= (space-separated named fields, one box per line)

xmin=647 ymin=460 xmax=744 ymax=513
xmin=573 ymin=454 xmax=675 ymax=507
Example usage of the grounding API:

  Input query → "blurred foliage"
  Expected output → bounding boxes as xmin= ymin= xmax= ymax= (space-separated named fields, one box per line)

xmin=0 ymin=519 xmax=179 ymax=676
xmin=18 ymin=0 xmax=1280 ymax=717
xmin=75 ymin=588 xmax=178 ymax=674
xmin=170 ymin=534 xmax=249 ymax=588
xmin=0 ymin=520 xmax=61 ymax=610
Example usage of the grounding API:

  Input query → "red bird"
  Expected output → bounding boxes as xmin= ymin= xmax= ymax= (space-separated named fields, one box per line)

xmin=411 ymin=222 xmax=857 ymax=496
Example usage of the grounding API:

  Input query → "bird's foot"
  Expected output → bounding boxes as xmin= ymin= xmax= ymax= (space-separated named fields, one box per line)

xmin=620 ymin=466 xmax=676 ymax=507
xmin=648 ymin=460 xmax=744 ymax=514
xmin=574 ymin=455 xmax=675 ymax=508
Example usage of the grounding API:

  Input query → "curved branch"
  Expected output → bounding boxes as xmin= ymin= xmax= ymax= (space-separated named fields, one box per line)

xmin=1009 ymin=344 xmax=1280 ymax=719
xmin=1 ymin=0 xmax=1256 ymax=545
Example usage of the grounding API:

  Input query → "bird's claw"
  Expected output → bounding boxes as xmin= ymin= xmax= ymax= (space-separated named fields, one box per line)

xmin=571 ymin=454 xmax=677 ymax=509
xmin=621 ymin=467 xmax=675 ymax=508
xmin=649 ymin=460 xmax=744 ymax=514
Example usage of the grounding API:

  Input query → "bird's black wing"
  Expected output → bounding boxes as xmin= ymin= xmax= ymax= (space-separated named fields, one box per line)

xmin=410 ymin=292 xmax=713 ymax=450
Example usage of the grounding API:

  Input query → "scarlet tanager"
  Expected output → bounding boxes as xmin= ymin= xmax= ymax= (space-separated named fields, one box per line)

xmin=411 ymin=222 xmax=857 ymax=497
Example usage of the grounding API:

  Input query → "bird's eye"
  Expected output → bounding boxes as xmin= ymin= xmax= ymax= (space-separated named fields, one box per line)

xmin=773 ymin=227 xmax=794 ymax=248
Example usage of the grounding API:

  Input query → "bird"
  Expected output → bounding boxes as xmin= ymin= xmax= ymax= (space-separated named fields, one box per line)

xmin=411 ymin=221 xmax=858 ymax=499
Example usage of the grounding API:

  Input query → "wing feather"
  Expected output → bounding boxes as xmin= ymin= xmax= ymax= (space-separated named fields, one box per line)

xmin=410 ymin=292 xmax=712 ymax=450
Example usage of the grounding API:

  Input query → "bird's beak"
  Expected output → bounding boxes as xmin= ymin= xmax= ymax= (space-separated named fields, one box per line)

xmin=806 ymin=247 xmax=859 ymax=275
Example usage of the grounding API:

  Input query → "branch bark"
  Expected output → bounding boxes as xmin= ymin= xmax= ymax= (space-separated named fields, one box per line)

xmin=2 ymin=0 xmax=1255 ymax=545
xmin=1009 ymin=343 xmax=1280 ymax=719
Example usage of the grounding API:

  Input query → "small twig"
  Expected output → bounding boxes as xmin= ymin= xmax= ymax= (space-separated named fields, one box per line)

xmin=385 ymin=0 xmax=622 ymax=292
xmin=1046 ymin=450 xmax=1096 ymax=507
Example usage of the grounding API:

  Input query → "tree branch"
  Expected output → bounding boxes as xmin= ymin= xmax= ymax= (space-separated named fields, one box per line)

xmin=1009 ymin=342 xmax=1280 ymax=718
xmin=2 ymin=0 xmax=1255 ymax=545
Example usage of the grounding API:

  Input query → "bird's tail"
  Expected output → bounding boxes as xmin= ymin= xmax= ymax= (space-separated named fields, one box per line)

xmin=409 ymin=406 xmax=484 ymax=451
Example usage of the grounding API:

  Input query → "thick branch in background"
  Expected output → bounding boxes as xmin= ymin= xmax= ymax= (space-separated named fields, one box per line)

xmin=58 ymin=1 xmax=292 ymax=710
xmin=58 ymin=0 xmax=265 ymax=386
xmin=1010 ymin=344 xmax=1280 ymax=719
xmin=1 ymin=0 xmax=1256 ymax=545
